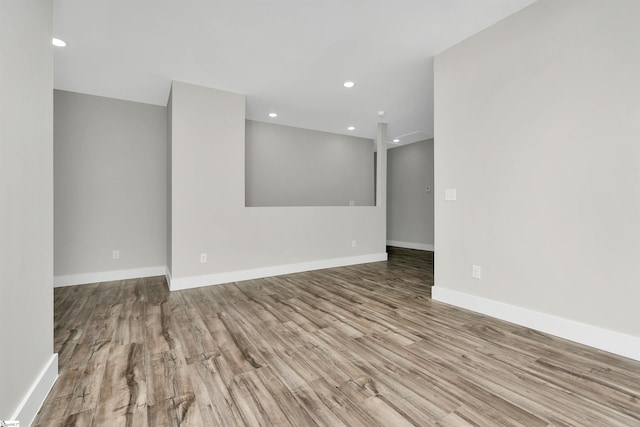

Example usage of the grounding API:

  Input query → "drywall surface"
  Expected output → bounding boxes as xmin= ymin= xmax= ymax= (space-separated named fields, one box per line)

xmin=167 ymin=89 xmax=173 ymax=275
xmin=387 ymin=139 xmax=434 ymax=247
xmin=54 ymin=90 xmax=167 ymax=278
xmin=434 ymin=0 xmax=640 ymax=336
xmin=246 ymin=120 xmax=374 ymax=206
xmin=169 ymin=81 xmax=386 ymax=283
xmin=0 ymin=0 xmax=55 ymax=419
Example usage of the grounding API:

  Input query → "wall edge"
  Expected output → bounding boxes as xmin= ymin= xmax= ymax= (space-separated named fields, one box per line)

xmin=10 ymin=353 xmax=58 ymax=426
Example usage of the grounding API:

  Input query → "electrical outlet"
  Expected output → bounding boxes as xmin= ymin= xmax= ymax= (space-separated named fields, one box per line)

xmin=200 ymin=253 xmax=207 ymax=263
xmin=445 ymin=188 xmax=457 ymax=201
xmin=112 ymin=250 xmax=120 ymax=260
xmin=472 ymin=265 xmax=481 ymax=279
xmin=351 ymin=240 xmax=357 ymax=248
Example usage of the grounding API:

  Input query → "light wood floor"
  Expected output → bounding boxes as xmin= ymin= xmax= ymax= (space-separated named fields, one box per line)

xmin=34 ymin=247 xmax=640 ymax=426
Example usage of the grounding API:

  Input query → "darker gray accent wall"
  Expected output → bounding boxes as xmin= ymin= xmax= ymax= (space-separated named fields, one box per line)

xmin=387 ymin=139 xmax=434 ymax=247
xmin=245 ymin=120 xmax=375 ymax=207
xmin=54 ymin=90 xmax=167 ymax=276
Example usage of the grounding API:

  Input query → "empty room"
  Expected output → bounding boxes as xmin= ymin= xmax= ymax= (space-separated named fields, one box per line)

xmin=1 ymin=0 xmax=639 ymax=426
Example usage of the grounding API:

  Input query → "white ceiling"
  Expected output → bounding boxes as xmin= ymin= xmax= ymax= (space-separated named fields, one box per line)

xmin=53 ymin=0 xmax=537 ymax=145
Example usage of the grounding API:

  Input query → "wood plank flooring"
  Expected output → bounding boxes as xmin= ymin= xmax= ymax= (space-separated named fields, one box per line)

xmin=34 ymin=247 xmax=640 ymax=426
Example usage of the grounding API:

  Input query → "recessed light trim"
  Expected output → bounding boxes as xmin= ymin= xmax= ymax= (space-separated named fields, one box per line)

xmin=52 ymin=38 xmax=67 ymax=47
xmin=343 ymin=81 xmax=355 ymax=88
xmin=393 ymin=139 xmax=400 ymax=143
xmin=268 ymin=112 xmax=278 ymax=118
xmin=347 ymin=126 xmax=355 ymax=131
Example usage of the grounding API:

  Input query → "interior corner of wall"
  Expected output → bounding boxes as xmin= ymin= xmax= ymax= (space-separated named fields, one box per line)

xmin=165 ymin=266 xmax=172 ymax=288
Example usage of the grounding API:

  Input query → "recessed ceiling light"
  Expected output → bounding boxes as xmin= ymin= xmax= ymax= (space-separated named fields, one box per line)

xmin=343 ymin=81 xmax=355 ymax=88
xmin=52 ymin=38 xmax=67 ymax=47
xmin=268 ymin=112 xmax=278 ymax=118
xmin=393 ymin=139 xmax=400 ymax=143
xmin=347 ymin=126 xmax=355 ymax=131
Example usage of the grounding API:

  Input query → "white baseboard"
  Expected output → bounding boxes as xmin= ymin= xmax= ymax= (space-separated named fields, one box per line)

xmin=11 ymin=353 xmax=58 ymax=426
xmin=432 ymin=286 xmax=640 ymax=362
xmin=165 ymin=266 xmax=172 ymax=288
xmin=386 ymin=240 xmax=434 ymax=251
xmin=169 ymin=253 xmax=388 ymax=291
xmin=54 ymin=266 xmax=166 ymax=287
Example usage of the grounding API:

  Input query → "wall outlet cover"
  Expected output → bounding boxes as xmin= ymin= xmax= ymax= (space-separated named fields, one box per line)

xmin=472 ymin=265 xmax=482 ymax=279
xmin=445 ymin=188 xmax=457 ymax=201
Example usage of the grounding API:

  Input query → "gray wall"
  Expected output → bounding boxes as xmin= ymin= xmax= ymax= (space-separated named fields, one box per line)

xmin=169 ymin=81 xmax=386 ymax=286
xmin=167 ymin=89 xmax=173 ymax=275
xmin=434 ymin=0 xmax=640 ymax=336
xmin=0 ymin=0 xmax=54 ymax=419
xmin=246 ymin=120 xmax=375 ymax=207
xmin=169 ymin=81 xmax=247 ymax=279
xmin=54 ymin=90 xmax=167 ymax=277
xmin=387 ymin=139 xmax=434 ymax=248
